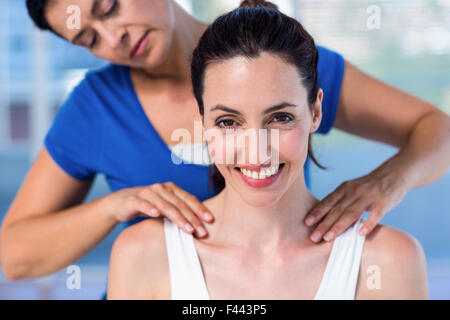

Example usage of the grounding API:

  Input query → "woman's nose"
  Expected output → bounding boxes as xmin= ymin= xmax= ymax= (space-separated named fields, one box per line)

xmin=238 ymin=128 xmax=275 ymax=165
xmin=95 ymin=22 xmax=127 ymax=49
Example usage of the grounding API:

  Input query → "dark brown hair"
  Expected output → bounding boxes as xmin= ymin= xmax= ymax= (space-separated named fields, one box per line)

xmin=26 ymin=0 xmax=53 ymax=31
xmin=192 ymin=0 xmax=326 ymax=194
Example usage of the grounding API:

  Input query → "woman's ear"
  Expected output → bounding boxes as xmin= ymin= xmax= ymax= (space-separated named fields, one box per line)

xmin=310 ymin=88 xmax=323 ymax=134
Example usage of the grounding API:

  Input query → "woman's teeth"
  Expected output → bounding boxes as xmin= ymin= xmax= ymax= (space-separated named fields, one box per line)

xmin=239 ymin=165 xmax=280 ymax=180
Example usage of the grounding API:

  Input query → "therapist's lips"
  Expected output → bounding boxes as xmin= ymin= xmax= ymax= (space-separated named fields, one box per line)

xmin=129 ymin=30 xmax=150 ymax=59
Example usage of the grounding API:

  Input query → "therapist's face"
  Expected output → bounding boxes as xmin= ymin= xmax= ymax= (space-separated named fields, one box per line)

xmin=45 ymin=0 xmax=175 ymax=69
xmin=202 ymin=52 xmax=323 ymax=207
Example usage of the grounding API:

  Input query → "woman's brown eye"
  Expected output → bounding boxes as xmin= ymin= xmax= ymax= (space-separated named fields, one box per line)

xmin=271 ymin=113 xmax=294 ymax=123
xmin=217 ymin=119 xmax=237 ymax=128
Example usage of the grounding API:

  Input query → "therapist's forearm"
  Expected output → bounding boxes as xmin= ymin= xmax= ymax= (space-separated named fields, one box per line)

xmin=1 ymin=195 xmax=119 ymax=280
xmin=394 ymin=110 xmax=450 ymax=189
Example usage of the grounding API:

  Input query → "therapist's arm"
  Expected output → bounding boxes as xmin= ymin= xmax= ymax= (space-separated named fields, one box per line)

xmin=0 ymin=147 xmax=213 ymax=280
xmin=304 ymin=61 xmax=450 ymax=242
xmin=0 ymin=147 xmax=123 ymax=280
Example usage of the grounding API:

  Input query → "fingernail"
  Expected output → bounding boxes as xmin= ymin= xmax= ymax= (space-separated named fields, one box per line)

xmin=324 ymin=231 xmax=334 ymax=241
xmin=311 ymin=231 xmax=321 ymax=242
xmin=204 ymin=212 xmax=213 ymax=221
xmin=197 ymin=226 xmax=207 ymax=237
xmin=360 ymin=228 xmax=368 ymax=236
xmin=150 ymin=208 xmax=160 ymax=216
xmin=184 ymin=224 xmax=194 ymax=233
xmin=305 ymin=216 xmax=315 ymax=225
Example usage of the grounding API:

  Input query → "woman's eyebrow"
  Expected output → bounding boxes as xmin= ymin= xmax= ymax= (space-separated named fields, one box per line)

xmin=210 ymin=102 xmax=298 ymax=115
xmin=211 ymin=105 xmax=243 ymax=115
xmin=263 ymin=102 xmax=298 ymax=115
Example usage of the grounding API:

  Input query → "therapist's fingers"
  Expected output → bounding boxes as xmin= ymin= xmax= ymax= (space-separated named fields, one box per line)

xmin=309 ymin=194 xmax=360 ymax=243
xmin=119 ymin=194 xmax=161 ymax=221
xmin=304 ymin=181 xmax=347 ymax=226
xmin=131 ymin=197 xmax=161 ymax=218
xmin=169 ymin=182 xmax=214 ymax=223
xmin=319 ymin=197 xmax=372 ymax=242
xmin=359 ymin=199 xmax=388 ymax=236
xmin=157 ymin=184 xmax=209 ymax=238
xmin=138 ymin=187 xmax=197 ymax=235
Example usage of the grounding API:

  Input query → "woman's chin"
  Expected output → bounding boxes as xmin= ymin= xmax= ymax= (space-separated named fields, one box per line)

xmin=143 ymin=36 xmax=171 ymax=68
xmin=231 ymin=182 xmax=285 ymax=207
xmin=238 ymin=193 xmax=283 ymax=208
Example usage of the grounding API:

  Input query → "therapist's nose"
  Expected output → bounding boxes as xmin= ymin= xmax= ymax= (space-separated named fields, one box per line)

xmin=95 ymin=22 xmax=127 ymax=49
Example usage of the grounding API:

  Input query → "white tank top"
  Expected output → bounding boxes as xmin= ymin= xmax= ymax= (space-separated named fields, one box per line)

xmin=163 ymin=217 xmax=367 ymax=300
xmin=167 ymin=142 xmax=214 ymax=166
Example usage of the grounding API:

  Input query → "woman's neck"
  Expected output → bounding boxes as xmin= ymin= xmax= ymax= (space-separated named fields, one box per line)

xmin=204 ymin=174 xmax=320 ymax=255
xmin=141 ymin=3 xmax=208 ymax=82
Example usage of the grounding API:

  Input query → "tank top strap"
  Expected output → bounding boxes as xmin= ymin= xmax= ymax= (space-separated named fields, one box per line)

xmin=314 ymin=217 xmax=367 ymax=300
xmin=163 ymin=218 xmax=210 ymax=300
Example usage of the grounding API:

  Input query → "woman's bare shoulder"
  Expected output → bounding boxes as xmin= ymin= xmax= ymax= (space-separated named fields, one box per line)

xmin=355 ymin=223 xmax=428 ymax=299
xmin=107 ymin=218 xmax=171 ymax=299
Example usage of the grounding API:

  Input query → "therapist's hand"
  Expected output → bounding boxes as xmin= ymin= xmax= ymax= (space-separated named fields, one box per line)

xmin=107 ymin=182 xmax=214 ymax=238
xmin=303 ymin=162 xmax=411 ymax=243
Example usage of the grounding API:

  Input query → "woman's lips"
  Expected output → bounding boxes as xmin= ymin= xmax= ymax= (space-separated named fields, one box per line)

xmin=235 ymin=164 xmax=285 ymax=189
xmin=130 ymin=30 xmax=150 ymax=59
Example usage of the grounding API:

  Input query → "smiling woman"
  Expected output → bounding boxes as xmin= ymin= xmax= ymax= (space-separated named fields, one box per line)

xmin=106 ymin=1 xmax=428 ymax=300
xmin=191 ymin=0 xmax=326 ymax=194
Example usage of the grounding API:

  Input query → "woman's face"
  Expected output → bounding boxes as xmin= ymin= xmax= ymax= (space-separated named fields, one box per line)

xmin=202 ymin=53 xmax=323 ymax=207
xmin=45 ymin=0 xmax=175 ymax=68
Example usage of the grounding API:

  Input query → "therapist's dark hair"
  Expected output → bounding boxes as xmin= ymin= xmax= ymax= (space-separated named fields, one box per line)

xmin=191 ymin=0 xmax=327 ymax=194
xmin=26 ymin=0 xmax=55 ymax=32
